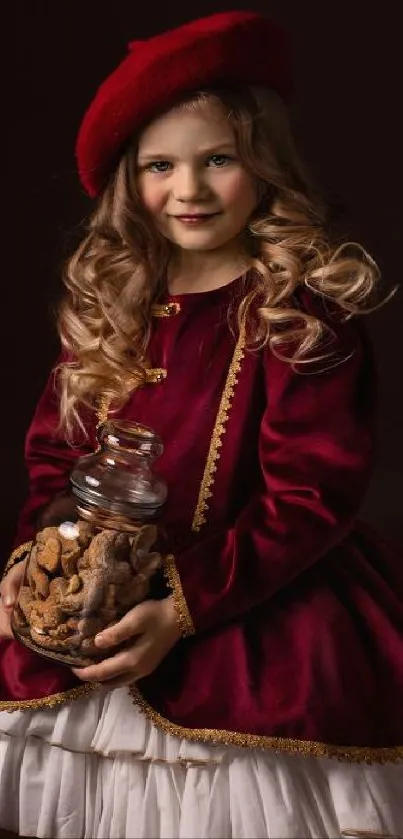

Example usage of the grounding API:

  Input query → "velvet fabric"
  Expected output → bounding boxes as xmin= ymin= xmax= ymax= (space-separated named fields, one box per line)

xmin=75 ymin=10 xmax=292 ymax=197
xmin=1 ymin=277 xmax=402 ymax=751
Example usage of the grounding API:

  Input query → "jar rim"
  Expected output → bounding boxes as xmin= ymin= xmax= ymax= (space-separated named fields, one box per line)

xmin=102 ymin=419 xmax=160 ymax=439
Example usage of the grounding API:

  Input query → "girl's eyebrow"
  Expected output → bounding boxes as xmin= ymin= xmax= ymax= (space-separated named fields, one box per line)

xmin=137 ymin=143 xmax=236 ymax=161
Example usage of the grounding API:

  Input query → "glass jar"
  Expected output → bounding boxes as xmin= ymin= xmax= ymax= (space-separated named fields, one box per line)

xmin=11 ymin=420 xmax=167 ymax=667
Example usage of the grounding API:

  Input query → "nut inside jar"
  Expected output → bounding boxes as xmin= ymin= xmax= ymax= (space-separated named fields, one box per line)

xmin=12 ymin=520 xmax=162 ymax=667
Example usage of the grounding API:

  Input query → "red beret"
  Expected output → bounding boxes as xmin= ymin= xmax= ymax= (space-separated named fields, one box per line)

xmin=76 ymin=10 xmax=293 ymax=197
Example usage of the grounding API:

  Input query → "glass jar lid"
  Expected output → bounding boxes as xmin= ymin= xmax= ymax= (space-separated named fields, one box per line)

xmin=70 ymin=420 xmax=167 ymax=526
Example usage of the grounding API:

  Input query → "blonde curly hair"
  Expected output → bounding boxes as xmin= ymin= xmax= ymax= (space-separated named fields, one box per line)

xmin=57 ymin=85 xmax=385 ymax=436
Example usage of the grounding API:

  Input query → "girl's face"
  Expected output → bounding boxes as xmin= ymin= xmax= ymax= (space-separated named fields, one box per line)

xmin=136 ymin=99 xmax=258 ymax=255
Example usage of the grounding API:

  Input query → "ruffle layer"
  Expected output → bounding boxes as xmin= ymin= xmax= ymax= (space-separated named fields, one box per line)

xmin=0 ymin=688 xmax=401 ymax=838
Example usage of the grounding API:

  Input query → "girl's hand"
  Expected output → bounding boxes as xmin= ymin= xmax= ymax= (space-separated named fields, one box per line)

xmin=0 ymin=560 xmax=26 ymax=639
xmin=72 ymin=596 xmax=182 ymax=688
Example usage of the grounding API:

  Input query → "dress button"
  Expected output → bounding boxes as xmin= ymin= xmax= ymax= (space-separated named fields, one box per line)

xmin=145 ymin=368 xmax=167 ymax=384
xmin=164 ymin=302 xmax=181 ymax=316
xmin=151 ymin=301 xmax=181 ymax=317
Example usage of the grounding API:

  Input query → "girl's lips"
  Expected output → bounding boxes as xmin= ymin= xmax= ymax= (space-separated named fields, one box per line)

xmin=173 ymin=213 xmax=219 ymax=222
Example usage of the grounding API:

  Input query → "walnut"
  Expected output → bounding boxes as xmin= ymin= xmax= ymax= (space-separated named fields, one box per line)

xmin=103 ymin=583 xmax=119 ymax=612
xmin=76 ymin=521 xmax=96 ymax=547
xmin=128 ymin=525 xmax=161 ymax=587
xmin=98 ymin=606 xmax=118 ymax=624
xmin=67 ymin=617 xmax=80 ymax=631
xmin=77 ymin=616 xmax=104 ymax=638
xmin=57 ymin=568 xmax=106 ymax=615
xmin=12 ymin=604 xmax=29 ymax=631
xmin=17 ymin=586 xmax=34 ymax=622
xmin=30 ymin=599 xmax=64 ymax=631
xmin=137 ymin=551 xmax=162 ymax=579
xmin=77 ymin=548 xmax=90 ymax=571
xmin=113 ymin=532 xmax=132 ymax=561
xmin=30 ymin=627 xmax=82 ymax=651
xmin=66 ymin=574 xmax=82 ymax=595
xmin=87 ymin=530 xmax=123 ymax=571
xmin=48 ymin=622 xmax=71 ymax=638
xmin=27 ymin=546 xmax=50 ymax=599
xmin=36 ymin=526 xmax=61 ymax=545
xmin=115 ymin=573 xmax=150 ymax=609
xmin=129 ymin=525 xmax=158 ymax=571
xmin=112 ymin=561 xmax=133 ymax=586
xmin=49 ymin=576 xmax=69 ymax=603
xmin=36 ymin=536 xmax=62 ymax=575
xmin=60 ymin=543 xmax=82 ymax=578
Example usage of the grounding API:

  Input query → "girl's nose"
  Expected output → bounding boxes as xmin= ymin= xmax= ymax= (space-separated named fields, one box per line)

xmin=173 ymin=166 xmax=208 ymax=202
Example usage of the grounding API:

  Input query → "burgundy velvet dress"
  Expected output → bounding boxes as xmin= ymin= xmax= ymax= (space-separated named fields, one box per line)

xmin=0 ymin=275 xmax=402 ymax=837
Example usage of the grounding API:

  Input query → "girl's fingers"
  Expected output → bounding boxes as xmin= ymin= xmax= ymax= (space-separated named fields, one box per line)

xmin=0 ymin=561 xmax=26 ymax=609
xmin=72 ymin=648 xmax=137 ymax=682
xmin=94 ymin=610 xmax=142 ymax=650
xmin=0 ymin=609 xmax=13 ymax=639
xmin=0 ymin=593 xmax=15 ymax=610
xmin=0 ymin=585 xmax=17 ymax=610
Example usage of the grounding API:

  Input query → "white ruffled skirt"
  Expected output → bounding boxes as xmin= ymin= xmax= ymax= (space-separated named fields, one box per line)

xmin=0 ymin=687 xmax=401 ymax=839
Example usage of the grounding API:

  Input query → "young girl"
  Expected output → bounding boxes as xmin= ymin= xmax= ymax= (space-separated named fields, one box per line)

xmin=0 ymin=10 xmax=402 ymax=839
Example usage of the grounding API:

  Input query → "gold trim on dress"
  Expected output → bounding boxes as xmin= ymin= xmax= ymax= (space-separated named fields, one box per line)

xmin=0 ymin=682 xmax=98 ymax=712
xmin=191 ymin=320 xmax=247 ymax=532
xmin=128 ymin=685 xmax=403 ymax=765
xmin=163 ymin=554 xmax=195 ymax=637
xmin=0 ymin=677 xmax=402 ymax=764
xmin=151 ymin=302 xmax=181 ymax=318
xmin=2 ymin=541 xmax=33 ymax=579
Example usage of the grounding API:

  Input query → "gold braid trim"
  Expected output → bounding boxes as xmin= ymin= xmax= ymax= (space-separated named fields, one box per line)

xmin=2 ymin=541 xmax=33 ymax=580
xmin=129 ymin=685 xmax=403 ymax=765
xmin=0 ymin=682 xmax=99 ymax=712
xmin=1 ymin=674 xmax=402 ymax=764
xmin=163 ymin=554 xmax=195 ymax=637
xmin=191 ymin=320 xmax=247 ymax=532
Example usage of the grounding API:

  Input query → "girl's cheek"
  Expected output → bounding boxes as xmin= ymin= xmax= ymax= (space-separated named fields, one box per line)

xmin=218 ymin=172 xmax=246 ymax=198
xmin=139 ymin=188 xmax=162 ymax=215
xmin=227 ymin=176 xmax=259 ymax=209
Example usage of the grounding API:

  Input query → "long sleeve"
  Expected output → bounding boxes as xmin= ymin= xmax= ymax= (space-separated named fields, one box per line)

xmin=8 ymin=354 xmax=95 ymax=553
xmin=168 ymin=315 xmax=376 ymax=635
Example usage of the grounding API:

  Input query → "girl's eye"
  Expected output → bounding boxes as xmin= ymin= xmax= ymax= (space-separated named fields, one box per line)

xmin=146 ymin=161 xmax=171 ymax=173
xmin=141 ymin=155 xmax=234 ymax=173
xmin=208 ymin=154 xmax=233 ymax=167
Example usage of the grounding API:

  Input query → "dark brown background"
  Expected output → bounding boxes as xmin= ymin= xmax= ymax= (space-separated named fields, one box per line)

xmin=3 ymin=1 xmax=402 ymax=567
